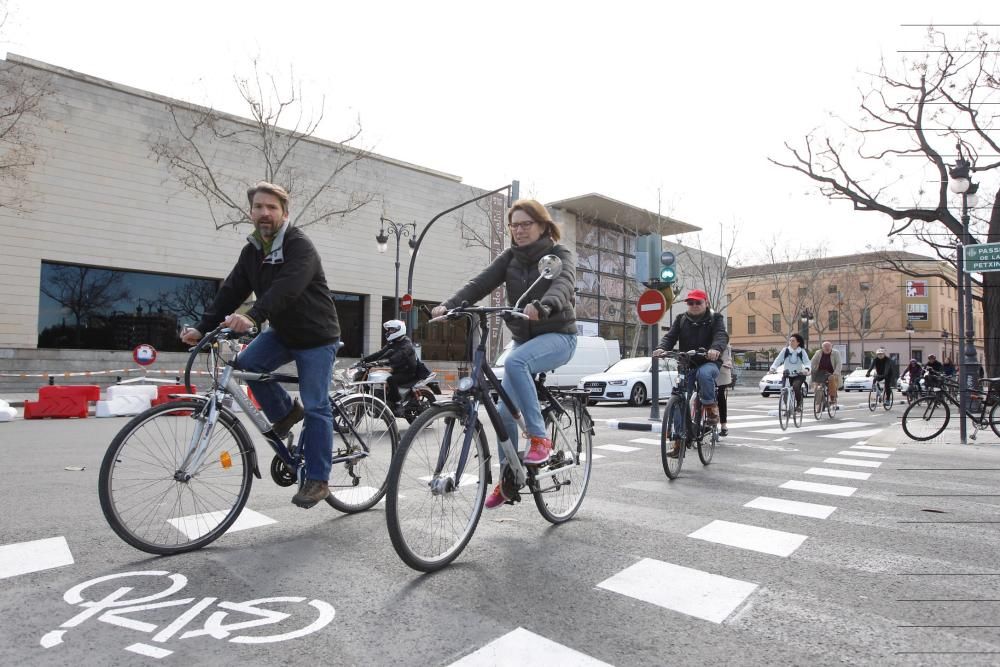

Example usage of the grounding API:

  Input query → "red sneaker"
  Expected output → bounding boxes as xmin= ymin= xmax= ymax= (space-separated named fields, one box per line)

xmin=484 ymin=483 xmax=508 ymax=509
xmin=523 ymin=436 xmax=552 ymax=465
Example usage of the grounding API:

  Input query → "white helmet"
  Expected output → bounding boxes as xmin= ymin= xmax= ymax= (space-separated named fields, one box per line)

xmin=383 ymin=319 xmax=406 ymax=341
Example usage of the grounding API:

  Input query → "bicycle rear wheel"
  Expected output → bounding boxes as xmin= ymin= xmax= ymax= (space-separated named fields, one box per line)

xmin=660 ymin=396 xmax=685 ymax=479
xmin=902 ymin=396 xmax=950 ymax=441
xmin=98 ymin=400 xmax=254 ymax=555
xmin=533 ymin=396 xmax=593 ymax=523
xmin=778 ymin=389 xmax=790 ymax=431
xmin=697 ymin=422 xmax=717 ymax=465
xmin=826 ymin=390 xmax=835 ymax=418
xmin=385 ymin=404 xmax=488 ymax=572
xmin=325 ymin=394 xmax=399 ymax=513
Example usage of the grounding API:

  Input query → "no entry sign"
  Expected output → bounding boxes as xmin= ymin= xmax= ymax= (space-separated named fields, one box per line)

xmin=400 ymin=294 xmax=413 ymax=312
xmin=636 ymin=289 xmax=667 ymax=325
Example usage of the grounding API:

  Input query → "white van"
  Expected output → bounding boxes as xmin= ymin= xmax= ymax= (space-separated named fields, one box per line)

xmin=492 ymin=336 xmax=622 ymax=389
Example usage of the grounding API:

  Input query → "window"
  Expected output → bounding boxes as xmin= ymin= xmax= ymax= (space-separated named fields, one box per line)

xmin=37 ymin=260 xmax=220 ymax=352
xmin=727 ymin=316 xmax=733 ymax=333
xmin=726 ymin=293 xmax=732 ymax=304
xmin=771 ymin=289 xmax=780 ymax=299
xmin=771 ymin=314 xmax=781 ymax=333
xmin=747 ymin=292 xmax=756 ymax=301
xmin=861 ymin=307 xmax=872 ymax=330
xmin=860 ymin=282 xmax=871 ymax=291
xmin=747 ymin=315 xmax=756 ymax=335
xmin=828 ymin=310 xmax=838 ymax=330
xmin=828 ymin=285 xmax=838 ymax=294
xmin=798 ymin=286 xmax=808 ymax=296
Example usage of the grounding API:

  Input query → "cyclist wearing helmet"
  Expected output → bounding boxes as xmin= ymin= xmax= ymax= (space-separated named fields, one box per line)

xmin=866 ymin=348 xmax=898 ymax=400
xmin=361 ymin=320 xmax=431 ymax=413
xmin=431 ymin=199 xmax=576 ymax=510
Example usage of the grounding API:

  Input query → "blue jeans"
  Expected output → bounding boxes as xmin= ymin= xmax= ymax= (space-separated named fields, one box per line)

xmin=496 ymin=333 xmax=577 ymax=460
xmin=235 ymin=329 xmax=336 ymax=481
xmin=673 ymin=363 xmax=719 ymax=435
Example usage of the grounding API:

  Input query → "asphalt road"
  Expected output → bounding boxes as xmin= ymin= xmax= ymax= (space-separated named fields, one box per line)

xmin=2 ymin=388 xmax=1000 ymax=666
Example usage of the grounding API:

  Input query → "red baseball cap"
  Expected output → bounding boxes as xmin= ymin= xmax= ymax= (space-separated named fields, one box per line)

xmin=684 ymin=289 xmax=709 ymax=302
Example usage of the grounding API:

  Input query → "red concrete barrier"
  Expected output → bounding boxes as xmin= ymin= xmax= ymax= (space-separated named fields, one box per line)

xmin=24 ymin=385 xmax=101 ymax=419
xmin=151 ymin=384 xmax=196 ymax=407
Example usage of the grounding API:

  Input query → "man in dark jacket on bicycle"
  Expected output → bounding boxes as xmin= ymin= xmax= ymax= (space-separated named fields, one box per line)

xmin=180 ymin=182 xmax=339 ymax=509
xmin=361 ymin=320 xmax=431 ymax=415
xmin=652 ymin=289 xmax=729 ymax=456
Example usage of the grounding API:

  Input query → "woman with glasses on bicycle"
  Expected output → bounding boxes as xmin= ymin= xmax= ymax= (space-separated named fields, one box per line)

xmin=770 ymin=333 xmax=809 ymax=406
xmin=431 ymin=199 xmax=576 ymax=510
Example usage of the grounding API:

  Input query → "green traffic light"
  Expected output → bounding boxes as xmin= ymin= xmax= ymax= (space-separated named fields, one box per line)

xmin=660 ymin=266 xmax=676 ymax=283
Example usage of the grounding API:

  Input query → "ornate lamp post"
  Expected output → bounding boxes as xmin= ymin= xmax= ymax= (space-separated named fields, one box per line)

xmin=799 ymin=308 xmax=815 ymax=351
xmin=905 ymin=321 xmax=914 ymax=360
xmin=948 ymin=148 xmax=979 ymax=444
xmin=376 ymin=216 xmax=417 ymax=320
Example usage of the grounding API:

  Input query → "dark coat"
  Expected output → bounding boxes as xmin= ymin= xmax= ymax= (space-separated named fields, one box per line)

xmin=362 ymin=336 xmax=430 ymax=382
xmin=656 ymin=309 xmax=729 ymax=363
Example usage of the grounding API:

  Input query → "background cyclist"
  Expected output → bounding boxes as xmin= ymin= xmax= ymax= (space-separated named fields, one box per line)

xmin=431 ymin=199 xmax=576 ymax=510
xmin=810 ymin=340 xmax=842 ymax=411
xmin=866 ymin=348 xmax=898 ymax=402
xmin=770 ymin=333 xmax=809 ymax=408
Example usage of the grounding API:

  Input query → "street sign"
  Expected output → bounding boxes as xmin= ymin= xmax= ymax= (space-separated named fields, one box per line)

xmin=965 ymin=242 xmax=1000 ymax=272
xmin=400 ymin=294 xmax=413 ymax=312
xmin=636 ymin=289 xmax=667 ymax=325
xmin=132 ymin=344 xmax=157 ymax=366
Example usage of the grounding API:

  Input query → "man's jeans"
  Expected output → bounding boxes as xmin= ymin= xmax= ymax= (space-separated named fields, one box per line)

xmin=672 ymin=362 xmax=719 ymax=437
xmin=236 ymin=329 xmax=336 ymax=481
xmin=496 ymin=333 xmax=577 ymax=461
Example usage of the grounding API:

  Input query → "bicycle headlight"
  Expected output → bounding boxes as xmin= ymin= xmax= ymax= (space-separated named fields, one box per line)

xmin=457 ymin=377 xmax=474 ymax=392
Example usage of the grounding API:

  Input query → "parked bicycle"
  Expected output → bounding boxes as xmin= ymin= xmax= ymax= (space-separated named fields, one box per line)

xmin=660 ymin=349 xmax=717 ymax=480
xmin=385 ymin=255 xmax=594 ymax=572
xmin=868 ymin=377 xmax=893 ymax=412
xmin=813 ymin=371 xmax=835 ymax=420
xmin=99 ymin=326 xmax=398 ymax=555
xmin=902 ymin=372 xmax=1000 ymax=441
xmin=778 ymin=370 xmax=807 ymax=430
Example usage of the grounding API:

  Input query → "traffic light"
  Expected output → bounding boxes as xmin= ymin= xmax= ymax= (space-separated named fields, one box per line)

xmin=634 ymin=233 xmax=662 ymax=286
xmin=659 ymin=250 xmax=677 ymax=284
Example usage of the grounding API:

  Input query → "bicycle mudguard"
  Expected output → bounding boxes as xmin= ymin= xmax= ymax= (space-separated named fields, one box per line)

xmin=185 ymin=397 xmax=262 ymax=480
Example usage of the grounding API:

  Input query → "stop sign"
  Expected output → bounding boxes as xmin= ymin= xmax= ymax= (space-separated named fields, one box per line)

xmin=636 ymin=289 xmax=667 ymax=325
xmin=400 ymin=293 xmax=413 ymax=312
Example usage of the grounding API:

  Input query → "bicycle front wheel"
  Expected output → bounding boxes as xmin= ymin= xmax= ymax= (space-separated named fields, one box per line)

xmin=778 ymin=390 xmax=790 ymax=431
xmin=533 ymin=396 xmax=593 ymax=524
xmin=325 ymin=394 xmax=399 ymax=513
xmin=813 ymin=388 xmax=824 ymax=420
xmin=990 ymin=401 xmax=1000 ymax=440
xmin=98 ymin=400 xmax=254 ymax=555
xmin=883 ymin=389 xmax=894 ymax=411
xmin=385 ymin=404 xmax=488 ymax=572
xmin=660 ymin=396 xmax=685 ymax=479
xmin=827 ymin=390 xmax=836 ymax=418
xmin=868 ymin=385 xmax=879 ymax=412
xmin=792 ymin=391 xmax=803 ymax=427
xmin=902 ymin=396 xmax=950 ymax=441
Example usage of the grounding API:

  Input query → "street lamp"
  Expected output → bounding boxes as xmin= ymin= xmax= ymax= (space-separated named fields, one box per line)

xmin=941 ymin=329 xmax=950 ymax=364
xmin=905 ymin=321 xmax=914 ymax=360
xmin=799 ymin=308 xmax=814 ymax=351
xmin=376 ymin=216 xmax=417 ymax=320
xmin=949 ymin=147 xmax=979 ymax=444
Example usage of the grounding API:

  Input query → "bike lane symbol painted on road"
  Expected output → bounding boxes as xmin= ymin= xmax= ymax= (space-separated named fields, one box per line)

xmin=40 ymin=570 xmax=335 ymax=659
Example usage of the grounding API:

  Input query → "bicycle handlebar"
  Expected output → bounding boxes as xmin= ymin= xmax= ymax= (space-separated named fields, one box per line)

xmin=183 ymin=325 xmax=258 ymax=393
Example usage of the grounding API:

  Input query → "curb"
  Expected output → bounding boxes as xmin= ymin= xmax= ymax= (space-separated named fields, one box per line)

xmin=604 ymin=419 xmax=663 ymax=433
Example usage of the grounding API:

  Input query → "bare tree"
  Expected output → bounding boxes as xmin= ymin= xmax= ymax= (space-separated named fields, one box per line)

xmin=770 ymin=26 xmax=1000 ymax=375
xmin=151 ymin=58 xmax=374 ymax=230
xmin=737 ymin=245 xmax=828 ymax=344
xmin=40 ymin=266 xmax=131 ymax=345
xmin=838 ymin=274 xmax=898 ymax=364
xmin=668 ymin=221 xmax=740 ymax=313
xmin=157 ymin=280 xmax=219 ymax=325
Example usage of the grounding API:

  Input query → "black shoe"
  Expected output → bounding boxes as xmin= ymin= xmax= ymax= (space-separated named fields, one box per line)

xmin=719 ymin=427 xmax=728 ymax=437
xmin=272 ymin=399 xmax=304 ymax=439
xmin=291 ymin=479 xmax=329 ymax=508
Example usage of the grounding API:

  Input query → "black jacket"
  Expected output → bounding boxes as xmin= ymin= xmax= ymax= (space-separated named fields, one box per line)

xmin=656 ymin=309 xmax=729 ymax=362
xmin=442 ymin=236 xmax=576 ymax=343
xmin=196 ymin=225 xmax=340 ymax=348
xmin=867 ymin=357 xmax=899 ymax=384
xmin=362 ymin=336 xmax=430 ymax=380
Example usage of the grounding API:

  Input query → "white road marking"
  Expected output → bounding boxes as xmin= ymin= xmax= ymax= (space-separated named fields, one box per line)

xmin=595 ymin=444 xmax=642 ymax=453
xmin=727 ymin=414 xmax=776 ymax=421
xmin=726 ymin=420 xmax=781 ymax=429
xmin=819 ymin=428 xmax=885 ymax=439
xmin=780 ymin=480 xmax=857 ymax=496
xmin=167 ymin=508 xmax=276 ymax=540
xmin=805 ymin=467 xmax=871 ymax=480
xmin=837 ymin=450 xmax=890 ymax=459
xmin=448 ymin=627 xmax=613 ymax=666
xmin=774 ymin=437 xmax=790 ymax=442
xmin=597 ymin=558 xmax=758 ymax=624
xmin=851 ymin=445 xmax=896 ymax=452
xmin=580 ymin=453 xmax=606 ymax=461
xmin=823 ymin=457 xmax=882 ymax=468
xmin=630 ymin=437 xmax=660 ymax=445
xmin=744 ymin=496 xmax=837 ymax=519
xmin=688 ymin=520 xmax=808 ymax=557
xmin=125 ymin=644 xmax=173 ymax=659
xmin=0 ymin=536 xmax=74 ymax=580
xmin=751 ymin=421 xmax=872 ymax=434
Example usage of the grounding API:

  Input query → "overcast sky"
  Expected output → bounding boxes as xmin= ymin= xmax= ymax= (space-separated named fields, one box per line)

xmin=5 ymin=1 xmax=997 ymax=263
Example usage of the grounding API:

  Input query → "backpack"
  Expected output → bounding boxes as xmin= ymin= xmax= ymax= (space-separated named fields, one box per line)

xmin=782 ymin=347 xmax=806 ymax=364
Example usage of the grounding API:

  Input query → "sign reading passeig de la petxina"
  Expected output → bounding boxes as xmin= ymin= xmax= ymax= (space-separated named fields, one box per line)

xmin=965 ymin=242 xmax=1000 ymax=273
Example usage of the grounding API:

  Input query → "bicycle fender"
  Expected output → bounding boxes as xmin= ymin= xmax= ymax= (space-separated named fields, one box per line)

xmin=218 ymin=403 xmax=262 ymax=480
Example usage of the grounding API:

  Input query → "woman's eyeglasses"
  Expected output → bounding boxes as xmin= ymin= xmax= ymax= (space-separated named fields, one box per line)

xmin=508 ymin=221 xmax=536 ymax=230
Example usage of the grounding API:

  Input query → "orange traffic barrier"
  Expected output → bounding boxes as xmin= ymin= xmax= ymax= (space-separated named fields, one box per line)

xmin=24 ymin=385 xmax=100 ymax=419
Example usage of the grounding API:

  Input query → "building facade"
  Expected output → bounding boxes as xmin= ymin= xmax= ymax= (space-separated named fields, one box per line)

xmin=725 ymin=252 xmax=985 ymax=368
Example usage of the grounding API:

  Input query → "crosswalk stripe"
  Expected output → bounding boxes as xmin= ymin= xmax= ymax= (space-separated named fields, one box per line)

xmin=751 ymin=421 xmax=872 ymax=434
xmin=726 ymin=419 xmax=780 ymax=429
xmin=805 ymin=467 xmax=872 ymax=480
xmin=780 ymin=480 xmax=857 ymax=496
xmin=597 ymin=558 xmax=758 ymax=624
xmin=629 ymin=437 xmax=660 ymax=445
xmin=837 ymin=450 xmax=890 ymax=459
xmin=448 ymin=627 xmax=613 ymax=666
xmin=744 ymin=496 xmax=837 ymax=519
xmin=595 ymin=444 xmax=642 ymax=453
xmin=851 ymin=445 xmax=896 ymax=452
xmin=688 ymin=520 xmax=808 ymax=557
xmin=0 ymin=536 xmax=74 ymax=580
xmin=819 ymin=428 xmax=885 ymax=439
xmin=167 ymin=508 xmax=276 ymax=540
xmin=823 ymin=457 xmax=882 ymax=468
